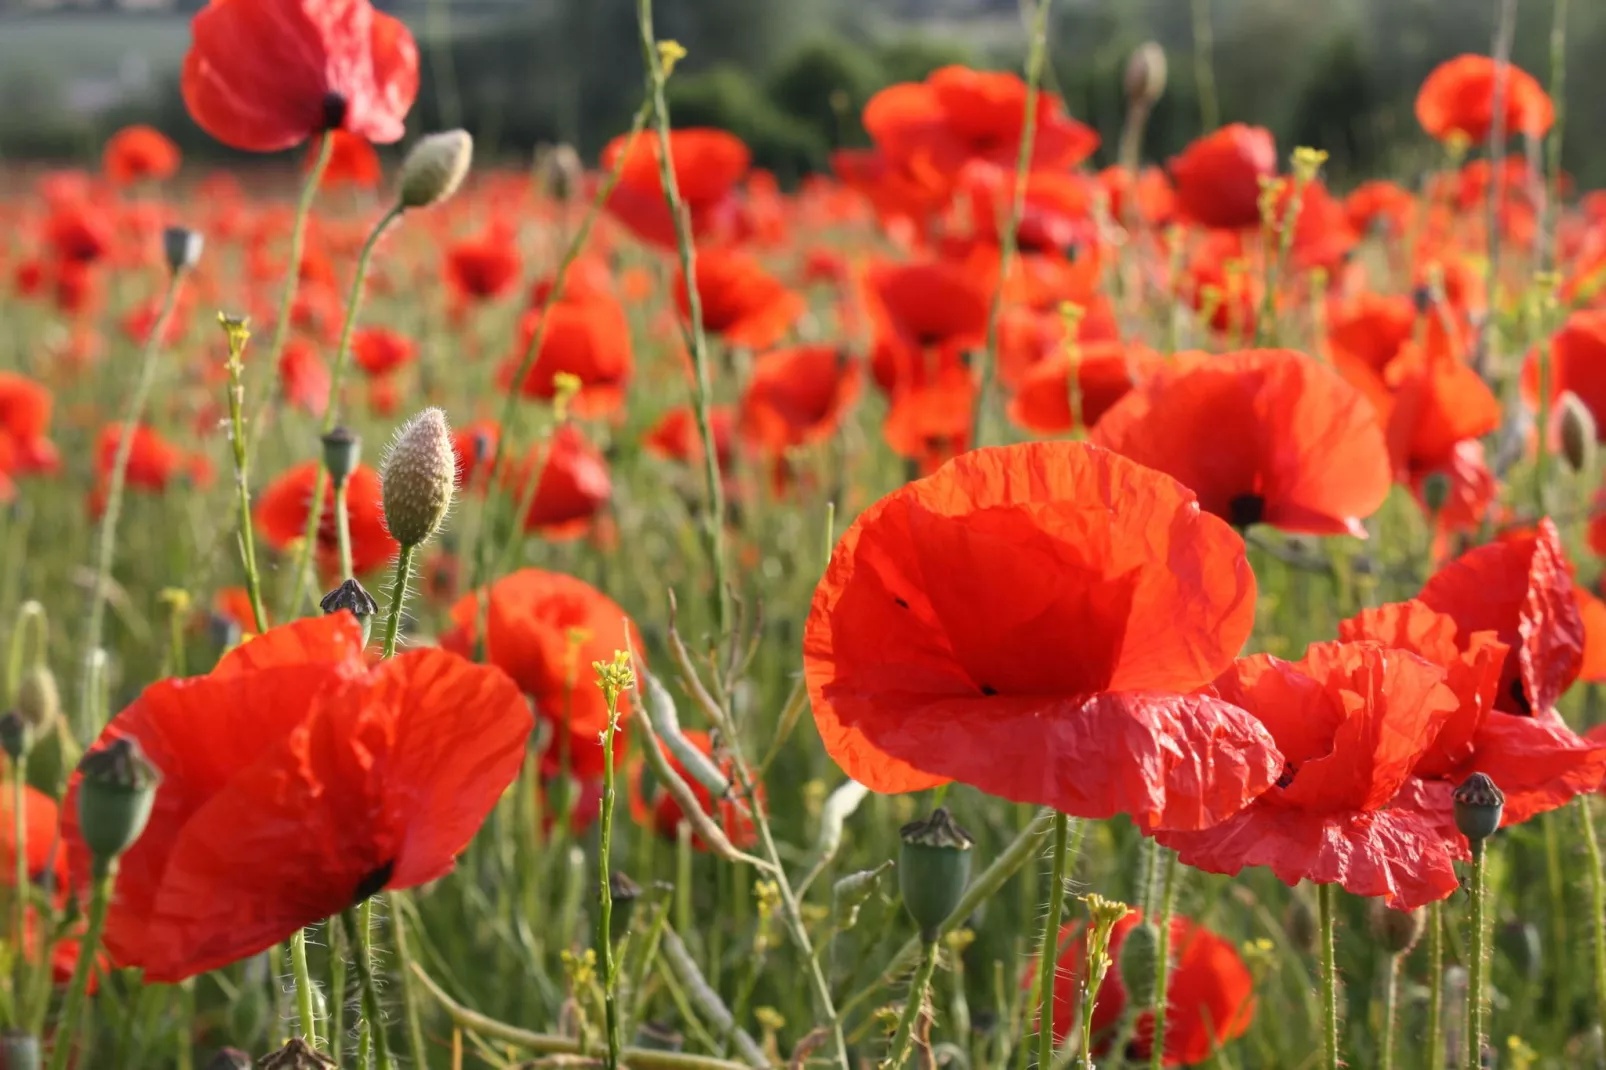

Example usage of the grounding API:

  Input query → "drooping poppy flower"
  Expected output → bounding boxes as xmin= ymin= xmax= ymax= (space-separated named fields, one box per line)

xmin=674 ymin=249 xmax=804 ymax=351
xmin=61 ymin=614 xmax=530 ymax=982
xmin=603 ymin=128 xmax=750 ymax=249
xmin=505 ymin=424 xmax=612 ymax=539
xmin=182 ymin=0 xmax=420 ymax=153
xmin=496 ymin=298 xmax=634 ymax=417
xmin=1416 ymin=55 xmax=1555 ymax=144
xmin=312 ymin=129 xmax=383 ymax=189
xmin=864 ymin=259 xmax=990 ymax=396
xmin=440 ymin=569 xmax=643 ymax=781
xmin=629 ymin=729 xmax=757 ymax=851
xmin=1157 ymin=641 xmax=1463 ymax=908
xmin=255 ymin=460 xmax=398 ymax=575
xmin=1523 ymin=310 xmax=1606 ymax=440
xmin=1169 ymin=124 xmax=1278 ymax=230
xmin=1041 ymin=911 xmax=1255 ymax=1065
xmin=351 ymin=326 xmax=416 ymax=378
xmin=644 ymin=405 xmax=736 ymax=476
xmin=445 ymin=227 xmax=521 ymax=303
xmin=1006 ymin=342 xmax=1165 ymax=436
xmin=1090 ymin=349 xmax=1392 ymax=536
xmin=739 ymin=345 xmax=861 ymax=453
xmin=805 ymin=441 xmax=1280 ymax=828
xmin=103 ymin=125 xmax=181 ymax=186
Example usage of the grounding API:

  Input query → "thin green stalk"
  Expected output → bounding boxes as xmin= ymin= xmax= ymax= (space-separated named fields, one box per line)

xmin=1033 ymin=812 xmax=1070 ymax=1070
xmin=1150 ymin=848 xmax=1180 ymax=1070
xmin=1318 ymin=883 xmax=1340 ymax=1070
xmin=77 ymin=267 xmax=187 ymax=735
xmin=1580 ymin=796 xmax=1606 ymax=1060
xmin=1466 ymin=840 xmax=1490 ymax=1069
xmin=344 ymin=906 xmax=394 ymax=1070
xmin=597 ymin=681 xmax=625 ymax=1070
xmin=885 ymin=940 xmax=939 ymax=1070
xmin=329 ymin=919 xmax=348 ymax=1067
xmin=381 ymin=545 xmax=417 ymax=660
xmin=46 ymin=864 xmax=113 ymax=1070
xmin=12 ymin=753 xmax=28 ymax=1013
xmin=334 ymin=475 xmax=355 ymax=581
xmin=221 ymin=317 xmax=269 ymax=633
xmin=972 ymin=0 xmax=1053 ymax=448
xmin=1380 ymin=953 xmax=1400 ymax=1070
xmin=282 ymin=205 xmax=403 ymax=619
xmin=637 ymin=0 xmax=731 ymax=634
xmin=1427 ymin=901 xmax=1445 ymax=1070
xmin=290 ymin=929 xmax=320 ymax=1048
xmin=264 ymin=134 xmax=332 ymax=376
xmin=1537 ymin=324 xmax=1553 ymax=517
xmin=388 ymin=893 xmax=430 ymax=1070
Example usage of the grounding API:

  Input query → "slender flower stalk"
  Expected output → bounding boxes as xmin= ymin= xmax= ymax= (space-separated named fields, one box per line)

xmin=45 ymin=866 xmax=113 ymax=1070
xmin=1033 ymin=812 xmax=1070 ymax=1069
xmin=381 ymin=547 xmax=415 ymax=661
xmin=219 ymin=315 xmax=269 ymax=633
xmin=389 ymin=893 xmax=430 ymax=1070
xmin=10 ymin=747 xmax=27 ymax=1012
xmin=1455 ymin=771 xmax=1504 ymax=1068
xmin=884 ymin=941 xmax=938 ymax=1070
xmin=343 ymin=906 xmax=394 ymax=1070
xmin=1317 ymin=882 xmax=1340 ymax=1070
xmin=1380 ymin=951 xmax=1401 ymax=1070
xmin=1579 ymin=796 xmax=1606 ymax=1052
xmin=1149 ymin=848 xmax=1180 ymax=1070
xmin=594 ymin=653 xmax=635 ymax=1070
xmin=1427 ymin=901 xmax=1445 ymax=1070
xmin=264 ymin=134 xmax=332 ymax=375
xmin=289 ymin=930 xmax=320 ymax=1049
xmin=1542 ymin=0 xmax=1569 ymax=271
xmin=1191 ymin=0 xmax=1219 ymax=131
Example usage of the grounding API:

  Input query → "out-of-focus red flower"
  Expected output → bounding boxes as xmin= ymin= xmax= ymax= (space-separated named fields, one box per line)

xmin=1329 ymin=293 xmax=1417 ymax=376
xmin=805 ymin=441 xmax=1279 ymax=827
xmin=629 ymin=729 xmax=757 ymax=851
xmin=644 ymin=406 xmax=736 ymax=476
xmin=1006 ymin=342 xmax=1164 ymax=436
xmin=881 ymin=365 xmax=976 ymax=474
xmin=0 ymin=373 xmax=61 ymax=485
xmin=497 ymin=298 xmax=634 ymax=417
xmin=739 ymin=345 xmax=860 ymax=453
xmin=504 ymin=424 xmax=612 ymax=539
xmin=675 ymin=249 xmax=804 ymax=351
xmin=440 ymin=569 xmax=643 ymax=781
xmin=95 ymin=424 xmax=212 ymax=496
xmin=603 ymin=128 xmax=749 ymax=249
xmin=864 ymin=259 xmax=990 ymax=396
xmin=1345 ymin=180 xmax=1416 ymax=236
xmin=278 ymin=338 xmax=331 ymax=417
xmin=1524 ymin=310 xmax=1606 ymax=440
xmin=351 ymin=326 xmax=417 ymax=377
xmin=255 ymin=460 xmax=398 ymax=575
xmin=1416 ymin=55 xmax=1554 ymax=144
xmin=450 ymin=418 xmax=501 ymax=491
xmin=182 ymin=0 xmax=419 ymax=152
xmin=312 ymin=129 xmax=383 ymax=189
xmin=1169 ymin=124 xmax=1278 ymax=230
xmin=446 ymin=226 xmax=521 ymax=303
xmin=103 ymin=125 xmax=181 ymax=185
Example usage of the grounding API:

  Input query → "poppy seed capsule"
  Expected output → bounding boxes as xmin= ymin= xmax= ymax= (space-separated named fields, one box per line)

xmin=162 ymin=226 xmax=204 ymax=274
xmin=1559 ymin=392 xmax=1597 ymax=474
xmin=1367 ymin=899 xmax=1423 ymax=954
xmin=898 ymin=807 xmax=974 ymax=943
xmin=320 ymin=577 xmax=380 ymax=645
xmin=76 ymin=736 xmax=161 ymax=874
xmin=1124 ymin=42 xmax=1167 ymax=108
xmin=1420 ymin=470 xmax=1452 ymax=515
xmin=16 ymin=663 xmax=60 ymax=734
xmin=1453 ymin=771 xmax=1505 ymax=844
xmin=398 ymin=129 xmax=474 ymax=210
xmin=320 ymin=426 xmax=361 ymax=487
xmin=1117 ymin=920 xmax=1161 ymax=1009
xmin=380 ymin=407 xmax=457 ymax=547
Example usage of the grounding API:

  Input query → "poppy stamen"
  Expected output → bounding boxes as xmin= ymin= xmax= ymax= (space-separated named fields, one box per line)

xmin=1227 ymin=494 xmax=1266 ymax=530
xmin=353 ymin=859 xmax=395 ymax=905
xmin=321 ymin=91 xmax=349 ymax=132
xmin=979 ymin=684 xmax=998 ymax=696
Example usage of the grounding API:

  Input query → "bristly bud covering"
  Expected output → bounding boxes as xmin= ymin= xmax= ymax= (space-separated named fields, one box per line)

xmin=163 ymin=226 xmax=204 ymax=273
xmin=1123 ymin=41 xmax=1167 ymax=107
xmin=380 ymin=407 xmax=457 ymax=548
xmin=76 ymin=736 xmax=161 ymax=874
xmin=1117 ymin=919 xmax=1161 ymax=1008
xmin=1559 ymin=391 xmax=1597 ymax=474
xmin=398 ymin=130 xmax=474 ymax=210
xmin=257 ymin=1038 xmax=334 ymax=1069
xmin=898 ymin=807 xmax=974 ymax=943
xmin=1453 ymin=771 xmax=1505 ymax=844
xmin=320 ymin=426 xmax=361 ymax=486
xmin=320 ymin=577 xmax=381 ymax=645
xmin=1367 ymin=899 xmax=1424 ymax=954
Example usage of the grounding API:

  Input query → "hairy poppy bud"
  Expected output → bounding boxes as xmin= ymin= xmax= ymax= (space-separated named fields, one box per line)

xmin=1117 ymin=920 xmax=1161 ymax=1009
xmin=76 ymin=736 xmax=161 ymax=875
xmin=204 ymin=1048 xmax=253 ymax=1070
xmin=320 ymin=426 xmax=361 ymax=488
xmin=0 ymin=712 xmax=31 ymax=763
xmin=1367 ymin=900 xmax=1423 ymax=954
xmin=1124 ymin=42 xmax=1167 ymax=108
xmin=1420 ymin=470 xmax=1452 ymax=515
xmin=608 ymin=870 xmax=642 ymax=945
xmin=1453 ymin=772 xmax=1505 ymax=845
xmin=258 ymin=1038 xmax=332 ymax=1069
xmin=1559 ymin=391 xmax=1597 ymax=474
xmin=380 ymin=407 xmax=457 ymax=548
xmin=898 ymin=807 xmax=974 ymax=943
xmin=398 ymin=130 xmax=474 ymax=210
xmin=320 ymin=578 xmax=380 ymax=645
xmin=16 ymin=663 xmax=59 ymax=735
xmin=1 ymin=1031 xmax=39 ymax=1070
xmin=634 ymin=1022 xmax=684 ymax=1052
xmin=163 ymin=226 xmax=204 ymax=274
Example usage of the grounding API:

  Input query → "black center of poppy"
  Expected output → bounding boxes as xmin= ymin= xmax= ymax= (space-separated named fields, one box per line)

xmin=1276 ymin=762 xmax=1297 ymax=789
xmin=1508 ymin=676 xmax=1533 ymax=716
xmin=914 ymin=331 xmax=945 ymax=350
xmin=1227 ymin=494 xmax=1266 ymax=530
xmin=353 ymin=859 xmax=395 ymax=905
xmin=979 ymin=684 xmax=998 ymax=696
xmin=321 ymin=91 xmax=349 ymax=132
xmin=1411 ymin=284 xmax=1433 ymax=314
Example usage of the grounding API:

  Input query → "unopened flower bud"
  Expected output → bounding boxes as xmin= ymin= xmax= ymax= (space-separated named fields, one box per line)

xmin=76 ymin=736 xmax=161 ymax=874
xmin=1124 ymin=42 xmax=1167 ymax=108
xmin=608 ymin=870 xmax=642 ymax=945
xmin=163 ymin=226 xmax=203 ymax=273
xmin=320 ymin=426 xmax=361 ymax=487
xmin=535 ymin=142 xmax=583 ymax=202
xmin=398 ymin=130 xmax=474 ymax=210
xmin=16 ymin=663 xmax=59 ymax=736
xmin=0 ymin=712 xmax=31 ymax=763
xmin=320 ymin=578 xmax=380 ymax=645
xmin=258 ymin=1038 xmax=332 ymax=1069
xmin=380 ymin=407 xmax=457 ymax=548
xmin=204 ymin=1048 xmax=253 ymax=1070
xmin=1421 ymin=470 xmax=1452 ymax=515
xmin=634 ymin=1022 xmax=684 ymax=1052
xmin=898 ymin=807 xmax=974 ymax=943
xmin=1453 ymin=772 xmax=1505 ymax=845
xmin=1559 ymin=392 xmax=1597 ymax=474
xmin=1367 ymin=900 xmax=1423 ymax=954
xmin=1 ymin=1031 xmax=40 ymax=1070
xmin=1117 ymin=920 xmax=1161 ymax=1008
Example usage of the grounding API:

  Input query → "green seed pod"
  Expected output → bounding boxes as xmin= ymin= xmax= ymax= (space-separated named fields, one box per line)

xmin=1453 ymin=771 xmax=1505 ymax=845
xmin=633 ymin=1022 xmax=685 ymax=1052
xmin=1420 ymin=470 xmax=1452 ymax=515
xmin=1560 ymin=391 xmax=1597 ymax=475
xmin=1118 ymin=920 xmax=1161 ymax=1008
xmin=898 ymin=807 xmax=974 ymax=943
xmin=1 ymin=1030 xmax=40 ymax=1070
xmin=257 ymin=1038 xmax=331 ymax=1069
xmin=0 ymin=712 xmax=31 ymax=763
xmin=1497 ymin=919 xmax=1542 ymax=981
xmin=398 ymin=130 xmax=474 ymax=211
xmin=380 ymin=407 xmax=457 ymax=548
xmin=162 ymin=226 xmax=204 ymax=274
xmin=16 ymin=663 xmax=60 ymax=735
xmin=76 ymin=736 xmax=161 ymax=874
xmin=203 ymin=1049 xmax=253 ymax=1070
xmin=1367 ymin=899 xmax=1423 ymax=955
xmin=832 ymin=860 xmax=893 ymax=932
xmin=320 ymin=577 xmax=380 ymax=646
xmin=319 ymin=426 xmax=361 ymax=488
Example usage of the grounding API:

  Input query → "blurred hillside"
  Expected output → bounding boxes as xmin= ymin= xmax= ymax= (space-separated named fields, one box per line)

xmin=2 ymin=0 xmax=1604 ymax=188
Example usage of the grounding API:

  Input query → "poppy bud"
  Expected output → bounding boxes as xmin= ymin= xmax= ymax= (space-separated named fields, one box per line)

xmin=16 ymin=663 xmax=60 ymax=735
xmin=398 ymin=130 xmax=474 ymax=211
xmin=1124 ymin=42 xmax=1167 ymax=108
xmin=1117 ymin=920 xmax=1161 ymax=1009
xmin=257 ymin=1038 xmax=332 ymax=1069
xmin=0 ymin=712 xmax=31 ymax=763
xmin=162 ymin=226 xmax=203 ymax=274
xmin=320 ymin=426 xmax=361 ymax=488
xmin=1420 ymin=470 xmax=1452 ymax=515
xmin=898 ymin=807 xmax=974 ymax=943
xmin=75 ymin=736 xmax=161 ymax=875
xmin=1367 ymin=899 xmax=1423 ymax=954
xmin=1559 ymin=391 xmax=1597 ymax=474
xmin=535 ymin=142 xmax=583 ymax=202
xmin=320 ymin=578 xmax=380 ymax=645
xmin=204 ymin=1049 xmax=252 ymax=1070
xmin=0 ymin=1030 xmax=39 ymax=1070
xmin=1285 ymin=892 xmax=1318 ymax=954
xmin=634 ymin=1022 xmax=684 ymax=1052
xmin=608 ymin=870 xmax=642 ymax=945
xmin=380 ymin=407 xmax=457 ymax=548
xmin=1453 ymin=772 xmax=1505 ymax=845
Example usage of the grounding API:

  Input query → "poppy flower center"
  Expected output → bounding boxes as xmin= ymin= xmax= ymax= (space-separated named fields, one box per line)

xmin=1227 ymin=493 xmax=1265 ymax=530
xmin=353 ymin=859 xmax=394 ymax=905
xmin=321 ymin=92 xmax=349 ymax=132
xmin=1507 ymin=676 xmax=1532 ymax=716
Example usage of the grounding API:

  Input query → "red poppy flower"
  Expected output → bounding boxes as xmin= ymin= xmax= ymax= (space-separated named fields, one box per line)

xmin=95 ymin=424 xmax=213 ymax=495
xmin=450 ymin=419 xmax=500 ymax=491
xmin=0 ymin=373 xmax=60 ymax=478
xmin=1043 ymin=911 xmax=1255 ymax=1065
xmin=45 ymin=202 xmax=111 ymax=265
xmin=212 ymin=586 xmax=267 ymax=640
xmin=1328 ymin=294 xmax=1417 ymax=377
xmin=1523 ymin=310 xmax=1606 ymax=440
xmin=674 ymin=249 xmax=804 ymax=351
xmin=629 ymin=729 xmax=757 ymax=851
xmin=880 ymin=365 xmax=977 ymax=474
xmin=1416 ymin=55 xmax=1555 ymax=144
xmin=506 ymin=424 xmax=612 ymax=539
xmin=804 ymin=441 xmax=1278 ymax=828
xmin=1006 ymin=342 xmax=1164 ymax=436
xmin=278 ymin=339 xmax=331 ymax=418
xmin=62 ymin=615 xmax=530 ymax=982
xmin=2 ymin=782 xmax=67 ymax=897
xmin=351 ymin=326 xmax=416 ymax=377
xmin=445 ymin=227 xmax=521 ymax=303
xmin=1157 ymin=641 xmax=1463 ymax=908
xmin=256 ymin=460 xmax=398 ymax=575
xmin=831 ymin=147 xmax=952 ymax=232
xmin=865 ymin=259 xmax=991 ymax=396
xmin=182 ymin=0 xmax=420 ymax=152
xmin=496 ymin=298 xmax=634 ymax=417
xmin=312 ymin=129 xmax=382 ymax=189
xmin=644 ymin=406 xmax=736 ymax=476
xmin=1345 ymin=180 xmax=1416 ymax=236
xmin=1169 ymin=124 xmax=1278 ymax=230
xmin=1091 ymin=349 xmax=1391 ymax=536
xmin=603 ymin=128 xmax=750 ymax=249
xmin=739 ymin=345 xmax=860 ymax=453
xmin=440 ymin=569 xmax=643 ymax=781
xmin=103 ymin=125 xmax=181 ymax=185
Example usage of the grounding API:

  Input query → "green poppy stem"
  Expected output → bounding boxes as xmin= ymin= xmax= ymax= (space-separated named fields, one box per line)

xmin=381 ymin=544 xmax=416 ymax=661
xmin=344 ymin=905 xmax=393 ymax=1070
xmin=1426 ymin=901 xmax=1444 ymax=1070
xmin=1033 ymin=811 xmax=1070 ymax=1069
xmin=885 ymin=940 xmax=939 ymax=1070
xmin=1466 ymin=838 xmax=1491 ymax=1068
xmin=1149 ymin=848 xmax=1180 ymax=1070
xmin=1318 ymin=882 xmax=1340 ymax=1070
xmin=289 ymin=929 xmax=320 ymax=1048
xmin=1579 ymin=796 xmax=1606 ymax=1056
xmin=46 ymin=864 xmax=112 ymax=1070
xmin=1380 ymin=951 xmax=1400 ymax=1070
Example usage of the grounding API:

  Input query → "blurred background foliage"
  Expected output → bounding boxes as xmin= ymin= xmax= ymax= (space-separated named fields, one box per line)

xmin=0 ymin=0 xmax=1603 ymax=188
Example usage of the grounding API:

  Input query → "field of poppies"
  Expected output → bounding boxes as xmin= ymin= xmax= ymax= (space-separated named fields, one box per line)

xmin=6 ymin=0 xmax=1606 ymax=1068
